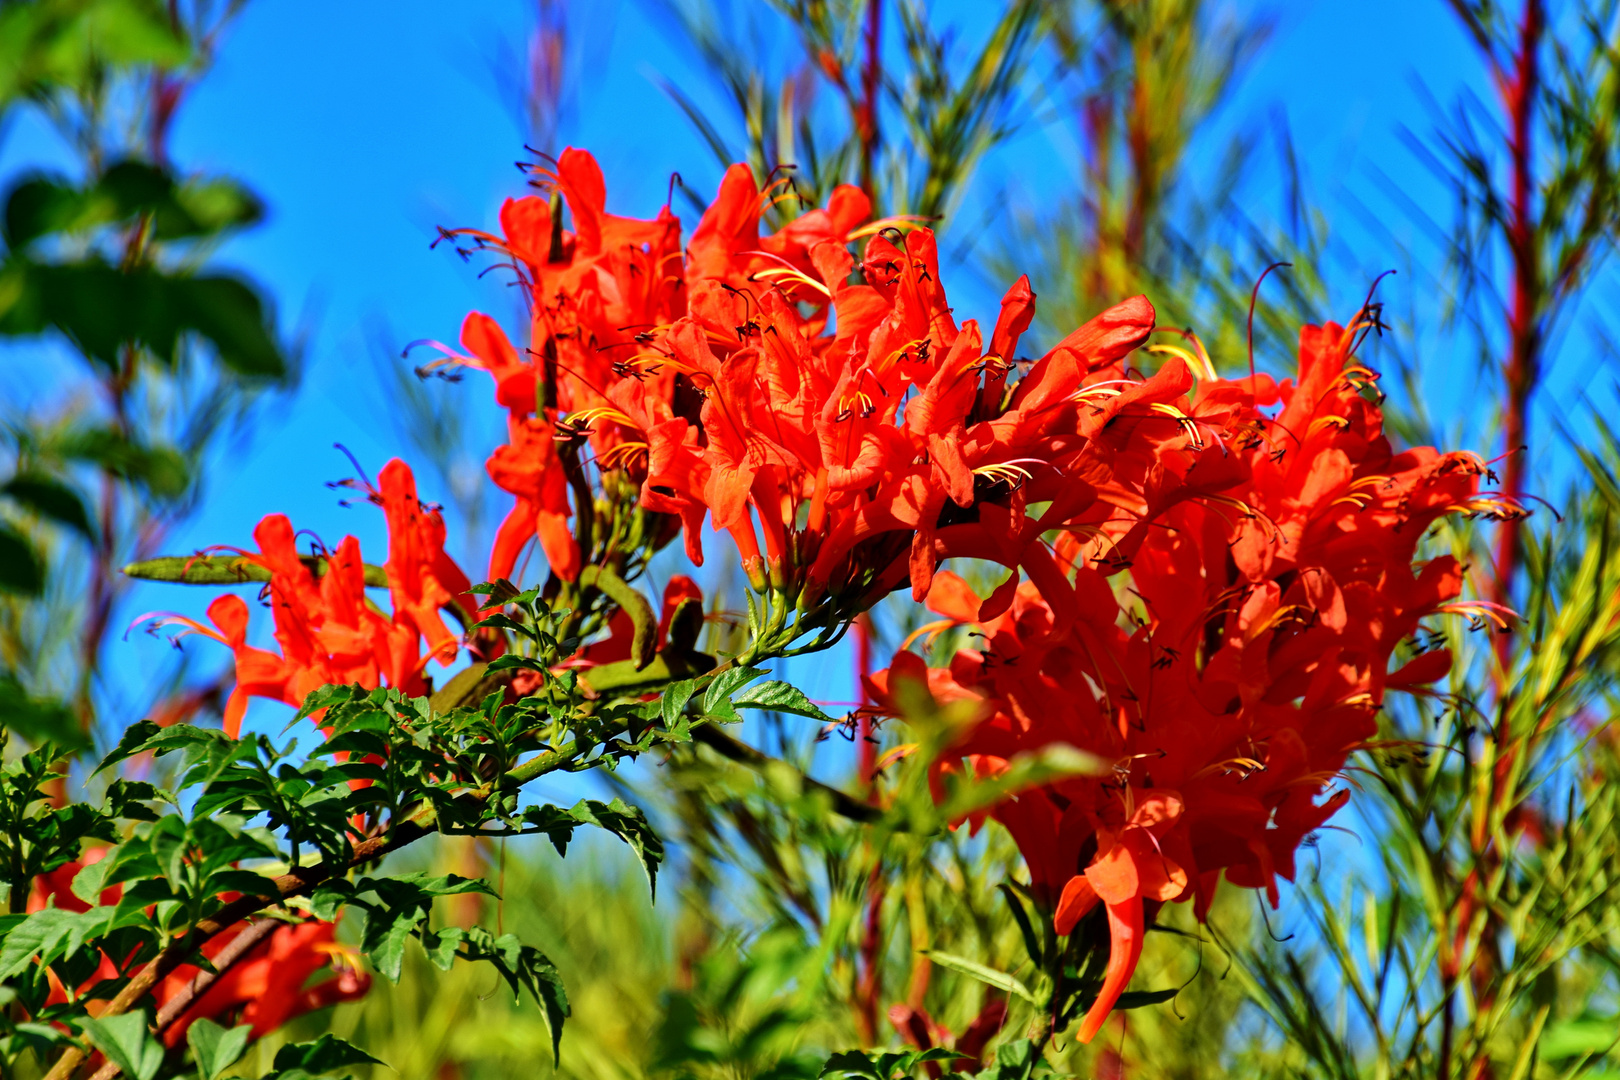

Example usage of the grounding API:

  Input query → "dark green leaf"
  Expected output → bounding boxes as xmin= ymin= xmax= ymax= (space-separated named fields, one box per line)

xmin=1114 ymin=987 xmax=1180 ymax=1009
xmin=95 ymin=720 xmax=223 ymax=775
xmin=820 ymin=1050 xmax=884 ymax=1079
xmin=272 ymin=1034 xmax=383 ymax=1075
xmin=661 ymin=679 xmax=695 ymax=731
xmin=3 ymin=174 xmax=85 ymax=247
xmin=310 ymin=880 xmax=354 ymax=923
xmin=2 ymin=162 xmax=259 ymax=248
xmin=0 ymin=524 xmax=44 ymax=594
xmin=998 ymin=881 xmax=1043 ymax=966
xmin=567 ymin=798 xmax=664 ymax=900
xmin=817 ymin=1048 xmax=961 ymax=1080
xmin=178 ymin=275 xmax=284 ymax=377
xmin=2 ymin=473 xmax=94 ymax=538
xmin=155 ymin=177 xmax=264 ymax=240
xmin=0 ymin=261 xmax=284 ymax=382
xmin=420 ymin=926 xmax=463 ymax=971
xmin=53 ymin=426 xmax=188 ymax=499
xmin=483 ymin=652 xmax=544 ymax=674
xmin=472 ymin=613 xmax=535 ymax=638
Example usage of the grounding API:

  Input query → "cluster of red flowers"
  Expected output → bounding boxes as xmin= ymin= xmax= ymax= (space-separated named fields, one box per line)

xmin=867 ymin=318 xmax=1506 ymax=1041
xmin=430 ymin=149 xmax=1506 ymax=1040
xmin=106 ymin=465 xmax=467 ymax=1049
xmin=29 ymin=852 xmax=369 ymax=1049
xmin=158 ymin=459 xmax=477 ymax=736
xmin=437 ymin=148 xmax=1098 ymax=616
xmin=152 ymin=146 xmax=1506 ymax=1047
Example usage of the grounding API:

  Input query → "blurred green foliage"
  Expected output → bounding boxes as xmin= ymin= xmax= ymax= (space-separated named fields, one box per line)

xmin=0 ymin=0 xmax=291 ymax=742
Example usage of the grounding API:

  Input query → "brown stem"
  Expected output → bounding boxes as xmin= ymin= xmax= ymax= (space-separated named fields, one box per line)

xmin=42 ymin=820 xmax=431 ymax=1080
xmin=85 ymin=916 xmax=284 ymax=1080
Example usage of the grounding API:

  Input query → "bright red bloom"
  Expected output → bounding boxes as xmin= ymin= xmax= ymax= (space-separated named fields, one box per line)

xmin=153 ymin=459 xmax=472 ymax=734
xmin=867 ymin=316 xmax=1501 ymax=1042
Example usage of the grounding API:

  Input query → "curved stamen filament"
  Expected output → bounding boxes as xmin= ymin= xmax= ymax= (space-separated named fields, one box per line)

xmin=845 ymin=215 xmax=934 ymax=240
xmin=751 ymin=266 xmax=833 ymax=299
xmin=596 ymin=442 xmax=650 ymax=470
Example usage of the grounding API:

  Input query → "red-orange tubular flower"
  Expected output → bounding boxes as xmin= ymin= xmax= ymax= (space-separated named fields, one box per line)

xmin=439 ymin=149 xmax=1185 ymax=662
xmin=867 ymin=316 xmax=1505 ymax=1043
xmin=150 ymin=459 xmax=474 ymax=735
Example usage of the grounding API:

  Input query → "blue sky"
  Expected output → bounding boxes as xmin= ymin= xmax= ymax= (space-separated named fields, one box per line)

xmin=2 ymin=0 xmax=1533 ymax=748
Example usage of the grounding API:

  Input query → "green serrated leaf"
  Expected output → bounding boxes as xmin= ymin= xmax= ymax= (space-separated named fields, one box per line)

xmin=702 ymin=665 xmax=767 ymax=715
xmin=661 ymin=679 xmax=695 ymax=730
xmin=310 ymin=880 xmax=354 ymax=923
xmin=364 ymin=910 xmax=420 ymax=984
xmin=568 ymin=799 xmax=664 ymax=900
xmin=421 ymin=927 xmax=463 ymax=972
xmin=732 ymin=680 xmax=833 ymax=722
xmin=483 ymin=653 xmax=544 ymax=674
xmin=473 ymin=612 xmax=536 ymax=638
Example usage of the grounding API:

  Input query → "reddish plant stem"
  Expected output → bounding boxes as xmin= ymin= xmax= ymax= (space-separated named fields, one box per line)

xmin=853 ymin=611 xmax=884 ymax=1044
xmin=85 ymin=917 xmax=285 ymax=1080
xmin=858 ymin=0 xmax=883 ymax=200
xmin=1491 ymin=0 xmax=1543 ymax=637
xmin=855 ymin=866 xmax=885 ymax=1045
xmin=1462 ymin=11 xmax=1544 ymax=1078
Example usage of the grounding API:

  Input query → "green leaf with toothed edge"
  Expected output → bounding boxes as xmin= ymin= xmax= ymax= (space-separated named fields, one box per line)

xmin=703 ymin=665 xmax=767 ymax=715
xmin=733 ymin=680 xmax=834 ymax=722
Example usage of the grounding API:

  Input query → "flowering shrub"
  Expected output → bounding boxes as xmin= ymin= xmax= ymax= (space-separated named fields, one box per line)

xmin=0 ymin=146 xmax=1508 ymax=1080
